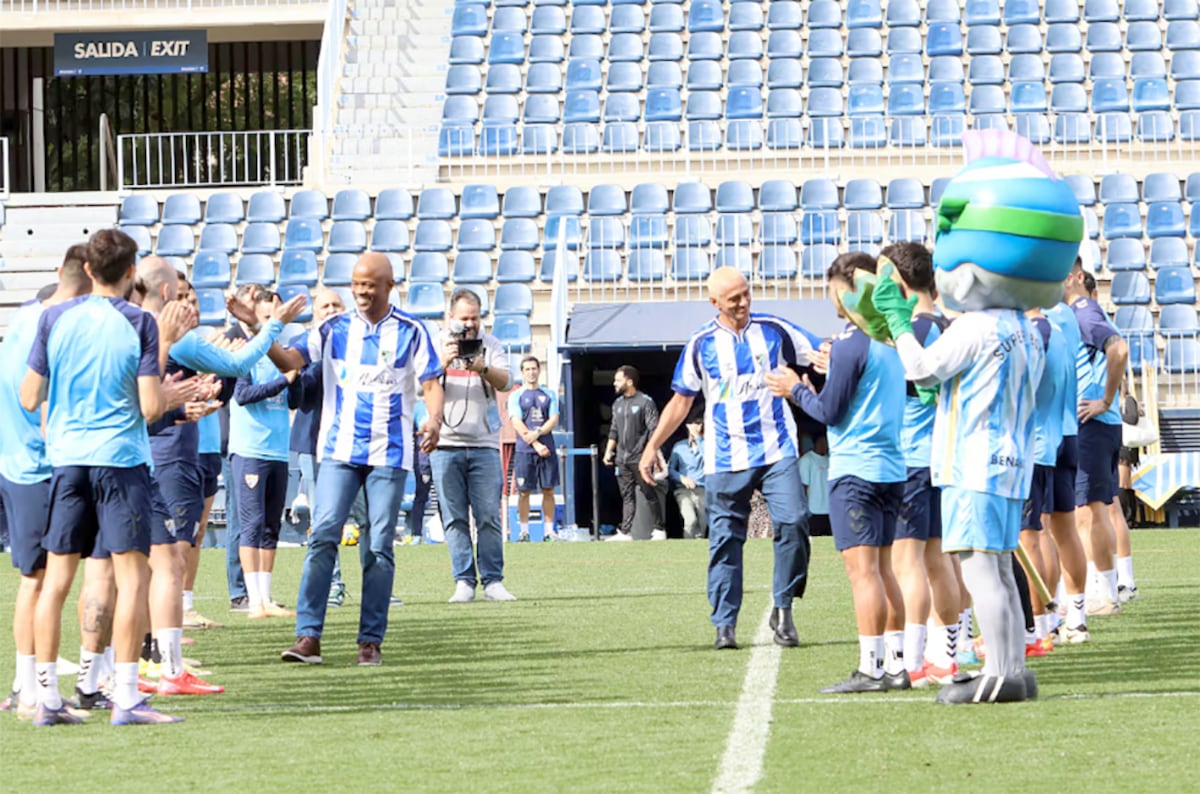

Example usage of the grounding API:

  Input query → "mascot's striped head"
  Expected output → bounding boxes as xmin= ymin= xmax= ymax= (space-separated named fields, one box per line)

xmin=931 ymin=130 xmax=1084 ymax=311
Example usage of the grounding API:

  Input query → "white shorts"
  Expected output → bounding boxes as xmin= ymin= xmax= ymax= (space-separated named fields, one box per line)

xmin=941 ymin=486 xmax=1022 ymax=554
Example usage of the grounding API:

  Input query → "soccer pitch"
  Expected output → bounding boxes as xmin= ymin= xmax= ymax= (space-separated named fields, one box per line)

xmin=0 ymin=530 xmax=1197 ymax=792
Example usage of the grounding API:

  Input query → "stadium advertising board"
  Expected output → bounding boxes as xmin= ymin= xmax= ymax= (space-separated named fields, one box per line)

xmin=54 ymin=30 xmax=208 ymax=76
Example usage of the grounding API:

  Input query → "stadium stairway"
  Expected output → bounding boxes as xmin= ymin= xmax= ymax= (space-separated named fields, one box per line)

xmin=328 ymin=0 xmax=457 ymax=186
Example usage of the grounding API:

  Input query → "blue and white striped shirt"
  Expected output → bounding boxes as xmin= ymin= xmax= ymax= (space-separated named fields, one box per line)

xmin=1045 ymin=302 xmax=1082 ymax=437
xmin=289 ymin=307 xmax=441 ymax=470
xmin=672 ymin=312 xmax=818 ymax=475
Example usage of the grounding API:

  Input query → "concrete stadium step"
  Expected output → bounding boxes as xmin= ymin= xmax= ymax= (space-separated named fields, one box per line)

xmin=0 ymin=270 xmax=61 ymax=289
xmin=0 ymin=254 xmax=66 ymax=271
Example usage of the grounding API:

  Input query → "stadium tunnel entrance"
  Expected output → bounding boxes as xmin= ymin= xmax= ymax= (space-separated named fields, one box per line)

xmin=560 ymin=299 xmax=843 ymax=537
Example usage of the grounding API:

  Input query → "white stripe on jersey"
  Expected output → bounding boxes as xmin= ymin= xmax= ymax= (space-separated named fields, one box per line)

xmin=746 ymin=327 xmax=788 ymax=464
xmin=367 ymin=319 xmax=400 ymax=467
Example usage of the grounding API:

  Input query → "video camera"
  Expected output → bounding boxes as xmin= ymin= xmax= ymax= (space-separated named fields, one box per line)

xmin=448 ymin=319 xmax=483 ymax=361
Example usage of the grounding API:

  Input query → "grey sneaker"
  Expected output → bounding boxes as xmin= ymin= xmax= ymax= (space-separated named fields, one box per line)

xmin=229 ymin=596 xmax=249 ymax=612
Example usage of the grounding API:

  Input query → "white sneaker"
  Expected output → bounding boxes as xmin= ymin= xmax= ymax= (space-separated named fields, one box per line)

xmin=650 ymin=529 xmax=667 ymax=541
xmin=448 ymin=581 xmax=476 ymax=603
xmin=1062 ymin=625 xmax=1091 ymax=644
xmin=1118 ymin=585 xmax=1139 ymax=603
xmin=483 ymin=582 xmax=517 ymax=602
xmin=606 ymin=532 xmax=633 ymax=542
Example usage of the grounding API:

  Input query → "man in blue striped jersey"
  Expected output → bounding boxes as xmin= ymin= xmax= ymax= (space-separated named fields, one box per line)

xmin=273 ymin=253 xmax=443 ymax=667
xmin=639 ymin=266 xmax=818 ymax=651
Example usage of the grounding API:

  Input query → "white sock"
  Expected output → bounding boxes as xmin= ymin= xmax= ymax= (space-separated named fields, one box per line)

xmin=113 ymin=662 xmax=140 ymax=710
xmin=902 ymin=623 xmax=926 ymax=674
xmin=1117 ymin=556 xmax=1135 ymax=590
xmin=36 ymin=661 xmax=62 ymax=709
xmin=102 ymin=646 xmax=115 ymax=680
xmin=10 ymin=653 xmax=18 ymax=694
xmin=543 ymin=519 xmax=556 ymax=537
xmin=156 ymin=628 xmax=184 ymax=679
xmin=78 ymin=648 xmax=103 ymax=695
xmin=182 ymin=590 xmax=194 ymax=612
xmin=925 ymin=624 xmax=949 ymax=668
xmin=16 ymin=653 xmax=36 ymax=706
xmin=260 ymin=572 xmax=273 ymax=605
xmin=519 ymin=521 xmax=529 ymax=536
xmin=1102 ymin=568 xmax=1120 ymax=602
xmin=958 ymin=608 xmax=973 ymax=644
xmin=859 ymin=635 xmax=884 ymax=679
xmin=1067 ymin=592 xmax=1087 ymax=629
xmin=245 ymin=570 xmax=263 ymax=607
xmin=883 ymin=630 xmax=905 ymax=675
xmin=1055 ymin=577 xmax=1067 ymax=608
xmin=1085 ymin=561 xmax=1101 ymax=600
xmin=1034 ymin=613 xmax=1050 ymax=641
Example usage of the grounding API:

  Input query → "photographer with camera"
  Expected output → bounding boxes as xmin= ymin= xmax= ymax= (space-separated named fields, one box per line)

xmin=433 ymin=288 xmax=517 ymax=603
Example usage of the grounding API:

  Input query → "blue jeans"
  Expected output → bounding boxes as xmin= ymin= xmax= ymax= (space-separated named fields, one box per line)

xmin=430 ymin=447 xmax=504 ymax=587
xmin=407 ymin=453 xmax=433 ymax=538
xmin=294 ymin=461 xmax=406 ymax=645
xmin=222 ymin=455 xmax=247 ymax=600
xmin=706 ymin=456 xmax=810 ymax=629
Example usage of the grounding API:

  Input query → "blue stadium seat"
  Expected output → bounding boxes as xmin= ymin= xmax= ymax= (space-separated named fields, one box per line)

xmin=1087 ymin=22 xmax=1123 ymax=52
xmin=1010 ymin=81 xmax=1048 ymax=113
xmin=1132 ymin=52 xmax=1168 ymax=81
xmin=606 ymin=62 xmax=643 ymax=93
xmin=1126 ymin=20 xmax=1163 ymax=52
xmin=800 ymin=211 xmax=839 ymax=245
xmin=842 ymin=179 xmax=881 ymax=210
xmin=278 ymin=250 xmax=319 ymax=287
xmin=647 ymin=32 xmax=684 ymax=62
xmin=650 ymin=4 xmax=685 ymax=32
xmin=801 ymin=243 xmax=838 ymax=278
xmin=192 ymin=251 xmax=232 ymax=289
xmin=1168 ymin=20 xmax=1200 ymax=50
xmin=715 ymin=247 xmax=753 ymax=274
xmin=849 ymin=84 xmax=885 ymax=116
xmin=603 ymin=93 xmax=641 ymax=123
xmin=728 ymin=60 xmax=764 ymax=87
xmin=1100 ymin=173 xmax=1139 ymax=203
xmin=1084 ymin=0 xmax=1119 ymax=22
xmin=1133 ymin=78 xmax=1171 ymax=112
xmin=118 ymin=194 xmax=159 ymax=226
xmin=583 ymin=249 xmax=623 ymax=282
xmin=601 ymin=124 xmax=635 ymax=155
xmin=450 ymin=36 xmax=485 ymax=64
xmin=446 ymin=64 xmax=482 ymax=94
xmin=927 ymin=0 xmax=960 ymax=21
xmin=1115 ymin=305 xmax=1155 ymax=334
xmin=482 ymin=95 xmax=520 ymax=124
xmin=568 ymin=34 xmax=604 ymax=60
xmin=197 ymin=289 xmax=227 ymax=326
xmin=154 ymin=225 xmax=194 ymax=256
xmin=1136 ymin=110 xmax=1175 ymax=143
xmin=888 ymin=210 xmax=927 ymax=242
xmin=886 ymin=0 xmax=920 ymax=26
xmin=563 ymin=90 xmax=601 ymax=123
xmin=1049 ymin=54 xmax=1085 ymax=84
xmin=1110 ymin=271 xmax=1152 ymax=304
xmin=927 ymin=22 xmax=963 ymax=56
xmin=404 ymin=283 xmax=446 ymax=319
xmin=849 ymin=59 xmax=884 ymax=86
xmin=611 ymin=5 xmax=646 ymax=32
xmin=196 ymin=223 xmax=237 ymax=254
xmin=798 ymin=178 xmax=838 ymax=210
xmin=671 ymin=249 xmax=711 ymax=280
xmin=688 ymin=0 xmax=724 ymax=31
xmin=330 ymin=189 xmax=370 ymax=222
xmin=694 ymin=119 xmax=724 ymax=147
xmin=1147 ymin=202 xmax=1187 ymax=238
xmin=414 ymin=220 xmax=453 ymax=253
xmin=1046 ymin=24 xmax=1083 ymax=53
xmin=1051 ymin=83 xmax=1088 ymax=113
xmin=767 ymin=119 xmax=804 ymax=149
xmin=686 ymin=61 xmax=722 ymax=91
xmin=847 ymin=29 xmax=883 ymax=58
xmin=491 ymin=315 xmax=532 ymax=352
xmin=570 ymin=4 xmax=605 ymax=34
xmin=847 ymin=211 xmax=884 ymax=245
xmin=716 ymin=181 xmax=755 ymax=213
xmin=456 ymin=218 xmax=496 ymax=251
xmin=970 ymin=85 xmax=1007 ymax=115
xmin=1166 ymin=0 xmax=1200 ymax=19
xmin=496 ymin=251 xmax=536 ymax=282
xmin=376 ymin=189 xmax=414 ymax=221
xmin=640 ymin=88 xmax=681 ymax=122
xmin=1084 ymin=207 xmax=1100 ymax=238
xmin=289 ymin=194 xmax=327 ymax=222
xmin=808 ymin=29 xmax=844 ymax=58
xmin=1165 ymin=337 xmax=1200 ymax=373
xmin=1092 ymin=78 xmax=1130 ymax=113
xmin=1159 ymin=305 xmax=1200 ymax=337
xmin=235 ymin=254 xmax=275 ymax=286
xmin=1105 ymin=239 xmax=1146 ymax=271
xmin=847 ymin=0 xmax=882 ymax=28
xmin=417 ymin=188 xmax=456 ymax=220
xmin=715 ymin=214 xmax=754 ymax=247
xmin=452 ymin=251 xmax=493 ymax=283
xmin=1156 ymin=266 xmax=1196 ymax=304
xmin=451 ymin=4 xmax=489 ymax=36
xmin=767 ymin=30 xmax=803 ymax=59
xmin=673 ymin=216 xmax=711 ymax=248
xmin=755 ymin=246 xmax=796 ymax=278
xmin=585 ymin=185 xmax=625 ymax=217
xmin=631 ymin=183 xmax=670 ymax=215
xmin=408 ymin=252 xmax=450 ymax=283
xmin=1045 ymin=0 xmax=1079 ymax=22
xmin=1008 ymin=54 xmax=1044 ymax=83
xmin=587 ymin=217 xmax=626 ymax=249
xmin=887 ymin=27 xmax=923 ymax=54
xmin=728 ymin=30 xmax=765 ymax=59
xmin=807 ymin=0 xmax=841 ymax=27
xmin=886 ymin=178 xmax=925 ymax=209
xmin=499 ymin=218 xmax=539 ymax=251
xmin=327 ymin=221 xmax=367 ymax=254
xmin=459 ymin=184 xmax=500 ymax=220
xmin=758 ymin=180 xmax=797 ymax=212
xmin=761 ymin=212 xmax=800 ymax=244
xmin=1102 ymin=203 xmax=1143 ymax=239
xmin=1179 ymin=81 xmax=1200 ymax=110
xmin=930 ymin=177 xmax=952 ymax=206
xmin=627 ymin=249 xmax=667 ymax=281
xmin=1004 ymin=0 xmax=1040 ymax=24
xmin=247 ymin=191 xmax=286 ymax=223
xmin=241 ymin=222 xmax=280 ymax=254
xmin=807 ymin=58 xmax=844 ymax=89
xmin=1144 ymin=173 xmax=1182 ymax=203
xmin=1012 ymin=113 xmax=1050 ymax=143
xmin=688 ymin=31 xmax=724 ymax=60
xmin=930 ymin=113 xmax=967 ymax=147
xmin=438 ymin=124 xmax=475 ymax=157
xmin=928 ymin=57 xmax=964 ymax=83
xmin=321 ymin=253 xmax=355 ymax=286
xmin=370 ymin=220 xmax=410 ymax=253
xmin=1150 ymin=237 xmax=1190 ymax=269
xmin=726 ymin=86 xmax=763 ymax=119
xmin=963 ymin=0 xmax=999 ymax=25
xmin=966 ymin=26 xmax=1002 ymax=55
xmin=202 ymin=193 xmax=243 ymax=225
xmin=630 ymin=214 xmax=669 ymax=248
xmin=608 ymin=33 xmax=644 ymax=62
xmin=523 ymin=95 xmax=560 ymax=124
xmin=528 ymin=35 xmax=564 ymax=63
xmin=156 ymin=195 xmax=198 ymax=229
xmin=967 ymin=55 xmax=1004 ymax=85
xmin=1066 ymin=175 xmax=1097 ymax=207
xmin=492 ymin=6 xmax=527 ymax=32
xmin=674 ymin=182 xmax=712 ymax=214
xmin=543 ymin=214 xmax=582 ymax=250
xmin=1006 ymin=24 xmax=1043 ymax=54
xmin=486 ymin=64 xmax=522 ymax=94
xmin=929 ymin=82 xmax=966 ymax=114
xmin=489 ymin=32 xmax=527 ymax=64
xmin=729 ymin=3 xmax=763 ymax=30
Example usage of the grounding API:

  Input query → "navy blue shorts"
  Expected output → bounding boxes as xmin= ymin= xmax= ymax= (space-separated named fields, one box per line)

xmin=1021 ymin=465 xmax=1053 ymax=531
xmin=829 ymin=475 xmax=903 ymax=552
xmin=232 ymin=455 xmax=288 ymax=550
xmin=1076 ymin=421 xmax=1122 ymax=507
xmin=45 ymin=465 xmax=154 ymax=558
xmin=0 ymin=475 xmax=50 ymax=576
xmin=1049 ymin=435 xmax=1078 ymax=514
xmin=514 ymin=450 xmax=559 ymax=491
xmin=896 ymin=466 xmax=941 ymax=542
xmin=198 ymin=453 xmax=222 ymax=500
xmin=156 ymin=460 xmax=204 ymax=545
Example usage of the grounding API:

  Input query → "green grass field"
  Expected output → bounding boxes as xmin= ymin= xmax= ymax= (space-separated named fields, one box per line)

xmin=0 ymin=530 xmax=1197 ymax=793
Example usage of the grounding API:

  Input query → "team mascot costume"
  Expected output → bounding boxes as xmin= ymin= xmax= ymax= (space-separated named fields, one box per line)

xmin=844 ymin=130 xmax=1083 ymax=703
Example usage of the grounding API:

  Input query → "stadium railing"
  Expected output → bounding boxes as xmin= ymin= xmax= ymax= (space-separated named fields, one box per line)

xmin=2 ymin=0 xmax=318 ymax=9
xmin=117 ymin=129 xmax=309 ymax=190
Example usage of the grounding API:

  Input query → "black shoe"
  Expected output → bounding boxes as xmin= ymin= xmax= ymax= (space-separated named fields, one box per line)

xmin=74 ymin=687 xmax=114 ymax=710
xmin=820 ymin=670 xmax=888 ymax=694
xmin=881 ymin=670 xmax=911 ymax=690
xmin=768 ymin=607 xmax=799 ymax=647
xmin=935 ymin=672 xmax=1028 ymax=705
xmin=229 ymin=596 xmax=249 ymax=612
xmin=714 ymin=626 xmax=738 ymax=650
xmin=1022 ymin=670 xmax=1038 ymax=700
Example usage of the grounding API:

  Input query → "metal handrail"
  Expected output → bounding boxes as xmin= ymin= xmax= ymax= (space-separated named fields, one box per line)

xmin=117 ymin=129 xmax=309 ymax=190
xmin=2 ymin=0 xmax=319 ymax=10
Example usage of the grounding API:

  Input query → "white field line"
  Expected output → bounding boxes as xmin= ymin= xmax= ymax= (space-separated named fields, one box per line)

xmin=711 ymin=606 xmax=782 ymax=794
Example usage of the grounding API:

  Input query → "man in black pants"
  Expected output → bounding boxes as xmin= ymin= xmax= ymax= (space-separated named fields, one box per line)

xmin=603 ymin=365 xmax=662 ymax=541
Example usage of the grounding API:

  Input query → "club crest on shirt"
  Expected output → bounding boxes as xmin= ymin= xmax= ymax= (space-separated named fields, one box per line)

xmin=631 ymin=405 xmax=640 ymax=414
xmin=517 ymin=477 xmax=525 ymax=487
xmin=244 ymin=474 xmax=260 ymax=489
